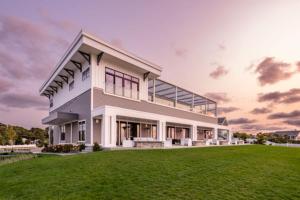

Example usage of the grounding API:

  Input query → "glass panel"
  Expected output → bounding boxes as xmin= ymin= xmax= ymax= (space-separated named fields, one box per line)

xmin=141 ymin=124 xmax=151 ymax=138
xmin=120 ymin=122 xmax=127 ymax=141
xmin=132 ymin=82 xmax=138 ymax=99
xmin=124 ymin=79 xmax=131 ymax=98
xmin=124 ymin=74 xmax=131 ymax=80
xmin=115 ymin=76 xmax=123 ymax=96
xmin=105 ymin=73 xmax=114 ymax=94
xmin=132 ymin=77 xmax=139 ymax=83
xmin=105 ymin=68 xmax=114 ymax=74
xmin=115 ymin=71 xmax=123 ymax=77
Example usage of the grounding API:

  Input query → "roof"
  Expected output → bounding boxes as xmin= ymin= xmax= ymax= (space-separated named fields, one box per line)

xmin=39 ymin=30 xmax=162 ymax=94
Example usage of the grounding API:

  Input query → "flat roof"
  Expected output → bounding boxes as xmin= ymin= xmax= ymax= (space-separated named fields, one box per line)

xmin=40 ymin=30 xmax=162 ymax=93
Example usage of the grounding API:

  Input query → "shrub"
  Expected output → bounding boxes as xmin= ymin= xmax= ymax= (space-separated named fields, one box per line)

xmin=79 ymin=143 xmax=86 ymax=151
xmin=93 ymin=142 xmax=101 ymax=152
xmin=42 ymin=144 xmax=80 ymax=153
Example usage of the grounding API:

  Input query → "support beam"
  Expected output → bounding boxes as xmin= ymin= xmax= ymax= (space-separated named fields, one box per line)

xmin=54 ymin=80 xmax=63 ymax=89
xmin=42 ymin=93 xmax=50 ymax=99
xmin=78 ymin=51 xmax=91 ymax=65
xmin=70 ymin=60 xmax=82 ymax=72
xmin=49 ymin=86 xmax=58 ymax=93
xmin=45 ymin=89 xmax=54 ymax=96
xmin=64 ymin=68 xmax=74 ymax=78
xmin=143 ymin=72 xmax=150 ymax=81
xmin=58 ymin=75 xmax=68 ymax=84
xmin=97 ymin=52 xmax=104 ymax=65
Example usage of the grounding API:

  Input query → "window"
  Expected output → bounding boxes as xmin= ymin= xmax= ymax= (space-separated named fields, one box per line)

xmin=82 ymin=68 xmax=90 ymax=81
xmin=79 ymin=121 xmax=86 ymax=141
xmin=105 ymin=67 xmax=139 ymax=99
xmin=50 ymin=98 xmax=53 ymax=108
xmin=69 ymin=80 xmax=74 ymax=91
xmin=60 ymin=125 xmax=65 ymax=141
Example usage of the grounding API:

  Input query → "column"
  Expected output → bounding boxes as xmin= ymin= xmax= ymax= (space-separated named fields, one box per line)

xmin=101 ymin=114 xmax=116 ymax=148
xmin=214 ymin=127 xmax=218 ymax=140
xmin=191 ymin=125 xmax=197 ymax=141
xmin=158 ymin=120 xmax=166 ymax=141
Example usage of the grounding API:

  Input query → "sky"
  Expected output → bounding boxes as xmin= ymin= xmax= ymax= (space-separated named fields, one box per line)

xmin=1 ymin=0 xmax=300 ymax=133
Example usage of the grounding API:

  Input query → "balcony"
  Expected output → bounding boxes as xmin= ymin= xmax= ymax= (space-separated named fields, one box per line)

xmin=148 ymin=79 xmax=217 ymax=117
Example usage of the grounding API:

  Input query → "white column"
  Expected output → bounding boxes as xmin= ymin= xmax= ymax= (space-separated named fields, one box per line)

xmin=70 ymin=123 xmax=73 ymax=144
xmin=110 ymin=115 xmax=117 ymax=147
xmin=158 ymin=120 xmax=166 ymax=141
xmin=90 ymin=117 xmax=94 ymax=145
xmin=228 ymin=129 xmax=232 ymax=143
xmin=192 ymin=124 xmax=197 ymax=141
xmin=101 ymin=114 xmax=116 ymax=148
xmin=214 ymin=127 xmax=218 ymax=140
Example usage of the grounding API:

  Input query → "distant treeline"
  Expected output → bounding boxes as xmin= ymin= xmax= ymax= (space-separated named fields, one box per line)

xmin=0 ymin=123 xmax=48 ymax=147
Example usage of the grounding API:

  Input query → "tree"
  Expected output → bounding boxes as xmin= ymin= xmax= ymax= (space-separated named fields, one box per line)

xmin=255 ymin=133 xmax=267 ymax=144
xmin=233 ymin=132 xmax=249 ymax=141
xmin=7 ymin=126 xmax=16 ymax=145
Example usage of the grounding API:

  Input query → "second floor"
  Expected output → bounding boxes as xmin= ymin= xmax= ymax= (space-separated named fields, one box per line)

xmin=40 ymin=31 xmax=217 ymax=118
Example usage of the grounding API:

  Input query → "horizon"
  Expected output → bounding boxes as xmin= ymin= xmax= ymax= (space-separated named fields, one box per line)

xmin=1 ymin=0 xmax=300 ymax=133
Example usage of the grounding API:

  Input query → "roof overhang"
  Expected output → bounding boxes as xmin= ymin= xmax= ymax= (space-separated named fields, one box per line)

xmin=39 ymin=30 xmax=162 ymax=95
xmin=42 ymin=112 xmax=79 ymax=125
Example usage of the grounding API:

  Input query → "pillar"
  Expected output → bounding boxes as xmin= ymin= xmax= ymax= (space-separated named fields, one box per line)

xmin=158 ymin=120 xmax=166 ymax=141
xmin=191 ymin=124 xmax=197 ymax=141
xmin=214 ymin=127 xmax=218 ymax=140
xmin=101 ymin=114 xmax=116 ymax=148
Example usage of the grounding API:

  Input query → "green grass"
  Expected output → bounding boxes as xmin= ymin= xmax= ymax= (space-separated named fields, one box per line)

xmin=0 ymin=145 xmax=300 ymax=200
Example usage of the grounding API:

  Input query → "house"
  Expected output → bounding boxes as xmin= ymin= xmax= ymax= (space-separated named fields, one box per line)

xmin=270 ymin=130 xmax=300 ymax=141
xmin=40 ymin=30 xmax=232 ymax=149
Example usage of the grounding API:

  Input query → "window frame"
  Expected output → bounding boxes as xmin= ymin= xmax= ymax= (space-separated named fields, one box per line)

xmin=105 ymin=67 xmax=140 ymax=100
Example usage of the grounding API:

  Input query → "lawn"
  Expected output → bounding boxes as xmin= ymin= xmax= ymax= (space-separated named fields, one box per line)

xmin=0 ymin=145 xmax=300 ymax=200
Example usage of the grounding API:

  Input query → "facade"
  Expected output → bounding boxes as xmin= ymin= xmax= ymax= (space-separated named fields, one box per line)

xmin=40 ymin=31 xmax=231 ymax=149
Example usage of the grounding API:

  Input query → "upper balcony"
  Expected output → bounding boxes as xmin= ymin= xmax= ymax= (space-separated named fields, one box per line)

xmin=148 ymin=78 xmax=217 ymax=117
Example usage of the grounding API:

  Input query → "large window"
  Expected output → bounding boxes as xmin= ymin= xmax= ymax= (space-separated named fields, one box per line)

xmin=79 ymin=121 xmax=86 ymax=141
xmin=105 ymin=67 xmax=139 ymax=99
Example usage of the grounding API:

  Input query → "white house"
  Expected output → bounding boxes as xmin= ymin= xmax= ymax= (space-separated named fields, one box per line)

xmin=40 ymin=30 xmax=232 ymax=149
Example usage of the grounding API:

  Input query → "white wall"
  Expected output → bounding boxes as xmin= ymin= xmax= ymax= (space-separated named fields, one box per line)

xmin=50 ymin=60 xmax=91 ymax=112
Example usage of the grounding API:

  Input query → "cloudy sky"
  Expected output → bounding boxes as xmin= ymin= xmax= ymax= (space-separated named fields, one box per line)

xmin=1 ymin=0 xmax=300 ymax=132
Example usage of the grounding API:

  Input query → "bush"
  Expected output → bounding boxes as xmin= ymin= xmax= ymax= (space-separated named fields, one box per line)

xmin=42 ymin=144 xmax=80 ymax=153
xmin=93 ymin=142 xmax=102 ymax=152
xmin=79 ymin=143 xmax=85 ymax=151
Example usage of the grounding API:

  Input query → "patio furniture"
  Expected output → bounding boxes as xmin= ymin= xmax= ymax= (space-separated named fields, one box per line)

xmin=180 ymin=138 xmax=192 ymax=146
xmin=122 ymin=140 xmax=134 ymax=148
xmin=163 ymin=139 xmax=172 ymax=147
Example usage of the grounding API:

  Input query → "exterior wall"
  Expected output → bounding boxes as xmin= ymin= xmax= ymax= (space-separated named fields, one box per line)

xmin=50 ymin=60 xmax=91 ymax=112
xmin=93 ymin=88 xmax=217 ymax=124
xmin=51 ymin=90 xmax=92 ymax=145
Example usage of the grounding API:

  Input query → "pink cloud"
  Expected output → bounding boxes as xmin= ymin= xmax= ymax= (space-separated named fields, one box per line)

xmin=209 ymin=66 xmax=228 ymax=79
